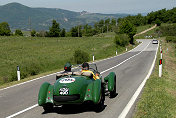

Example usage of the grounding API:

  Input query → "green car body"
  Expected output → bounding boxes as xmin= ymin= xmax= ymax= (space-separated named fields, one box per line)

xmin=38 ymin=64 xmax=116 ymax=112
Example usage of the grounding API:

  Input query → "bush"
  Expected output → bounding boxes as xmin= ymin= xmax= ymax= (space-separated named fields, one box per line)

xmin=165 ymin=36 xmax=176 ymax=43
xmin=15 ymin=29 xmax=23 ymax=36
xmin=114 ymin=34 xmax=130 ymax=47
xmin=160 ymin=24 xmax=176 ymax=36
xmin=0 ymin=22 xmax=11 ymax=36
xmin=74 ymin=49 xmax=89 ymax=64
xmin=31 ymin=30 xmax=36 ymax=37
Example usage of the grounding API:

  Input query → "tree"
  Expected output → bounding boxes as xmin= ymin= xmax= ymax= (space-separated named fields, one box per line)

xmin=116 ymin=20 xmax=137 ymax=44
xmin=31 ymin=30 xmax=36 ymax=37
xmin=155 ymin=18 xmax=161 ymax=26
xmin=48 ymin=20 xmax=61 ymax=37
xmin=82 ymin=24 xmax=95 ymax=36
xmin=70 ymin=26 xmax=82 ymax=37
xmin=0 ymin=22 xmax=11 ymax=36
xmin=15 ymin=29 xmax=23 ymax=36
xmin=60 ymin=28 xmax=66 ymax=37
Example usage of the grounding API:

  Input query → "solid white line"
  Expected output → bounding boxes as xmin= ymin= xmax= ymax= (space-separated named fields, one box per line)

xmin=93 ymin=41 xmax=143 ymax=64
xmin=100 ymin=41 xmax=150 ymax=74
xmin=118 ymin=42 xmax=159 ymax=118
xmin=6 ymin=104 xmax=38 ymax=118
xmin=5 ymin=41 xmax=149 ymax=118
xmin=0 ymin=40 xmax=142 ymax=92
xmin=0 ymin=71 xmax=63 ymax=91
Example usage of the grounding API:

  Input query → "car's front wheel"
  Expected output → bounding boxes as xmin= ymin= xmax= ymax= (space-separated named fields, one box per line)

xmin=110 ymin=76 xmax=116 ymax=98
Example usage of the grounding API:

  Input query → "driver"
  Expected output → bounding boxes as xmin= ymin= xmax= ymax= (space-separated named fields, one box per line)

xmin=81 ymin=62 xmax=99 ymax=80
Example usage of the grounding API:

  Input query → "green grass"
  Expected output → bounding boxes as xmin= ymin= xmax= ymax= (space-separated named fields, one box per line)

xmin=136 ymin=24 xmax=153 ymax=34
xmin=135 ymin=26 xmax=159 ymax=39
xmin=0 ymin=34 xmax=135 ymax=85
xmin=133 ymin=38 xmax=176 ymax=118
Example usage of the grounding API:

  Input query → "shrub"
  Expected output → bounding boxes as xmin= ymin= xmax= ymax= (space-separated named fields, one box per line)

xmin=160 ymin=24 xmax=176 ymax=36
xmin=31 ymin=30 xmax=36 ymax=37
xmin=15 ymin=29 xmax=23 ymax=36
xmin=0 ymin=22 xmax=11 ymax=36
xmin=74 ymin=49 xmax=89 ymax=64
xmin=165 ymin=36 xmax=176 ymax=43
xmin=114 ymin=34 xmax=130 ymax=47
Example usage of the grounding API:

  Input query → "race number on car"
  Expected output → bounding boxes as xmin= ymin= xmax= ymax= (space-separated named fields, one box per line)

xmin=59 ymin=88 xmax=69 ymax=95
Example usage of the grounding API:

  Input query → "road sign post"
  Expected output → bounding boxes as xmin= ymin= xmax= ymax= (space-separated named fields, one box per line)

xmin=17 ymin=66 xmax=20 ymax=81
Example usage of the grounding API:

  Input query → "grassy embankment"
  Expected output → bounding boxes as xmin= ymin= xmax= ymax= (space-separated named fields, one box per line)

xmin=135 ymin=24 xmax=153 ymax=34
xmin=0 ymin=34 xmax=135 ymax=88
xmin=134 ymin=26 xmax=176 ymax=117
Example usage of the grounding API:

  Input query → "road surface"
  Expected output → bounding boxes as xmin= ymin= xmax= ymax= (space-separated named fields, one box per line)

xmin=0 ymin=39 xmax=158 ymax=118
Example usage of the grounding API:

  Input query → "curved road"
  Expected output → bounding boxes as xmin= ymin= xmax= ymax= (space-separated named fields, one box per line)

xmin=0 ymin=39 xmax=158 ymax=118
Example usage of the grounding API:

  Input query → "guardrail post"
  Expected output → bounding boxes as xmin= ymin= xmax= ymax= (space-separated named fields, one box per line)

xmin=17 ymin=66 xmax=20 ymax=81
xmin=93 ymin=54 xmax=95 ymax=62
xmin=116 ymin=49 xmax=117 ymax=56
xmin=159 ymin=59 xmax=162 ymax=77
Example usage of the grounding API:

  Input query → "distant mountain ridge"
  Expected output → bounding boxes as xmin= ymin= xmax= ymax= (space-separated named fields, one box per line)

xmin=0 ymin=2 xmax=129 ymax=31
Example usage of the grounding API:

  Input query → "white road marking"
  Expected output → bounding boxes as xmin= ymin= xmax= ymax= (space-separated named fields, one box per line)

xmin=5 ymin=41 xmax=151 ymax=118
xmin=0 ymin=40 xmax=142 ymax=92
xmin=100 ymin=41 xmax=150 ymax=74
xmin=6 ymin=104 xmax=38 ymax=118
xmin=118 ymin=42 xmax=159 ymax=118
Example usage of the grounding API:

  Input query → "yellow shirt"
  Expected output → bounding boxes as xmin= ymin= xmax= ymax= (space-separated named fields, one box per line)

xmin=82 ymin=70 xmax=99 ymax=80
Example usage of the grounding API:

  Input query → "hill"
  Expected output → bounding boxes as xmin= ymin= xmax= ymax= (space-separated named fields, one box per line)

xmin=0 ymin=2 xmax=128 ymax=31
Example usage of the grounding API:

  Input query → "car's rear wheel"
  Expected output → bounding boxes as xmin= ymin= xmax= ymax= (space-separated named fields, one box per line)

xmin=110 ymin=76 xmax=116 ymax=98
xmin=94 ymin=84 xmax=105 ymax=112
xmin=43 ymin=103 xmax=53 ymax=112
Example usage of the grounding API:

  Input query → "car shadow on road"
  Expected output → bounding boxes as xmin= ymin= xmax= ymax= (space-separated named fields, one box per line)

xmin=109 ymin=93 xmax=118 ymax=99
xmin=42 ymin=104 xmax=107 ymax=115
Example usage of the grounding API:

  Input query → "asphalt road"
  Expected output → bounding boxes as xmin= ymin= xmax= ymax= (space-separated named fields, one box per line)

xmin=0 ymin=39 xmax=158 ymax=118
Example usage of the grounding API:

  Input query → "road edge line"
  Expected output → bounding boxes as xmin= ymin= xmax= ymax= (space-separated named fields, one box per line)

xmin=118 ymin=42 xmax=159 ymax=118
xmin=6 ymin=104 xmax=38 ymax=118
xmin=0 ymin=41 xmax=142 ymax=91
xmin=5 ymin=41 xmax=149 ymax=118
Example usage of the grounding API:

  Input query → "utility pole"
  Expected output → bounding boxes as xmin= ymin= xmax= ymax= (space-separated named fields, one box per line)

xmin=78 ymin=26 xmax=79 ymax=37
xmin=29 ymin=17 xmax=32 ymax=39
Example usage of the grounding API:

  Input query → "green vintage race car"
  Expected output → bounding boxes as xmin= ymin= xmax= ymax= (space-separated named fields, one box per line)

xmin=38 ymin=64 xmax=116 ymax=112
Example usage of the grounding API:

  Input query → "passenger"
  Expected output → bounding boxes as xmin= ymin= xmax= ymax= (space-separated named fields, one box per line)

xmin=81 ymin=62 xmax=99 ymax=80
xmin=56 ymin=62 xmax=72 ymax=80
xmin=63 ymin=62 xmax=72 ymax=73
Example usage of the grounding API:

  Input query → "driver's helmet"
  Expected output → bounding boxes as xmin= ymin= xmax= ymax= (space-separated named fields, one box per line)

xmin=64 ymin=62 xmax=71 ymax=71
xmin=82 ymin=62 xmax=89 ymax=70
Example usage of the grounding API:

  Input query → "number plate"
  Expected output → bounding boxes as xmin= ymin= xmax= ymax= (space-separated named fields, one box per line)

xmin=59 ymin=88 xmax=69 ymax=95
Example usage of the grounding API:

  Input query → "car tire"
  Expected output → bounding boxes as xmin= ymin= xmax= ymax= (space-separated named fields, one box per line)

xmin=94 ymin=84 xmax=105 ymax=112
xmin=43 ymin=103 xmax=53 ymax=112
xmin=110 ymin=76 xmax=116 ymax=98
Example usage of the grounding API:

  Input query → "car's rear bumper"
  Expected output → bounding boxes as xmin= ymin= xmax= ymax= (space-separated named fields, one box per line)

xmin=53 ymin=94 xmax=80 ymax=102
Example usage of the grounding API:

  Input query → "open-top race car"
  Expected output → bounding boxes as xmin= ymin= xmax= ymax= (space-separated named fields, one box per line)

xmin=38 ymin=63 xmax=116 ymax=112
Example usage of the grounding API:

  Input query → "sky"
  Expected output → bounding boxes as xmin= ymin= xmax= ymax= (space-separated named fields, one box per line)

xmin=0 ymin=0 xmax=176 ymax=14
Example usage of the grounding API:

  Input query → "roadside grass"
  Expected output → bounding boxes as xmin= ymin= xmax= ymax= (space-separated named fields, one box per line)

xmin=0 ymin=34 xmax=137 ymax=87
xmin=133 ymin=37 xmax=176 ymax=118
xmin=136 ymin=24 xmax=153 ymax=34
xmin=134 ymin=27 xmax=159 ymax=39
